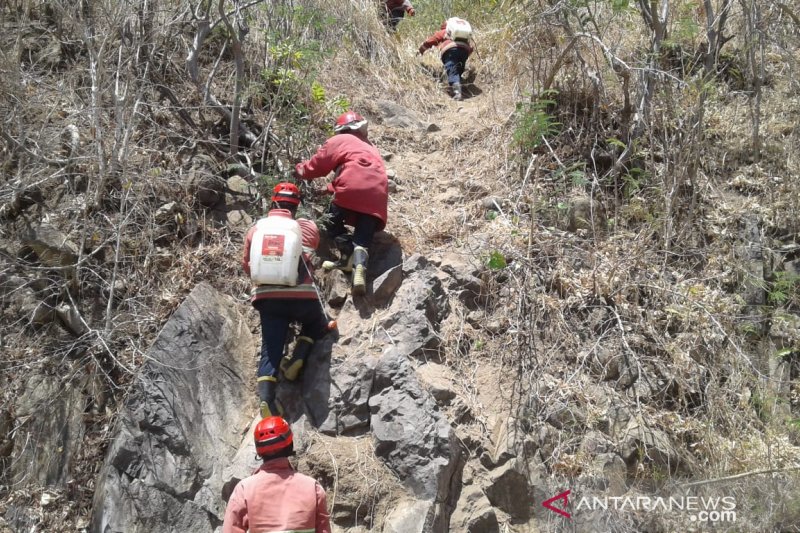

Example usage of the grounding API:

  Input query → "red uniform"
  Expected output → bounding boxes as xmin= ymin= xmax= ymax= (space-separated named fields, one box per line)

xmin=223 ymin=457 xmax=331 ymax=533
xmin=385 ymin=0 xmax=413 ymax=12
xmin=242 ymin=209 xmax=320 ymax=302
xmin=419 ymin=28 xmax=474 ymax=55
xmin=295 ymin=134 xmax=388 ymax=231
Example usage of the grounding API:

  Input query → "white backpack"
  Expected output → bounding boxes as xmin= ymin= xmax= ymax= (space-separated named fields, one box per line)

xmin=445 ymin=17 xmax=472 ymax=42
xmin=249 ymin=215 xmax=303 ymax=286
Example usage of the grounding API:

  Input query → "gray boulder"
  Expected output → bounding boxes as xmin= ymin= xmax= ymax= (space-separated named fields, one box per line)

xmin=450 ymin=485 xmax=499 ymax=533
xmin=370 ymin=349 xmax=461 ymax=530
xmin=12 ymin=373 xmax=85 ymax=487
xmin=91 ymin=282 xmax=256 ymax=533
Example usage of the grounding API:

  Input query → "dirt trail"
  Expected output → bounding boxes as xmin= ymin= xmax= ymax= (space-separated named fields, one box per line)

xmin=361 ymin=71 xmax=522 ymax=425
xmin=372 ymin=78 xmax=517 ymax=255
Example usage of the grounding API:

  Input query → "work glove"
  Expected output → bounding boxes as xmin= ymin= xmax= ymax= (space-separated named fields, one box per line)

xmin=418 ymin=46 xmax=425 ymax=55
xmin=407 ymin=7 xmax=415 ymax=16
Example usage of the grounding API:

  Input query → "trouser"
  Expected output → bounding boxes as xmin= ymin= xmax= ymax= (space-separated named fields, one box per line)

xmin=384 ymin=7 xmax=406 ymax=31
xmin=322 ymin=203 xmax=381 ymax=252
xmin=253 ymin=298 xmax=328 ymax=380
xmin=442 ymin=47 xmax=470 ymax=86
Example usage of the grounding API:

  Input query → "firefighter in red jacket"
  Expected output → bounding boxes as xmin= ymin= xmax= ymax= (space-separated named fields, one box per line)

xmin=294 ymin=111 xmax=388 ymax=296
xmin=242 ymin=183 xmax=328 ymax=418
xmin=223 ymin=416 xmax=331 ymax=533
xmin=383 ymin=0 xmax=415 ymax=31
xmin=419 ymin=19 xmax=474 ymax=101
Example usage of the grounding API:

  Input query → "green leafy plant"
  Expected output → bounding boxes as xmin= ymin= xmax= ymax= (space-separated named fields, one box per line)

xmin=512 ymin=92 xmax=560 ymax=156
xmin=487 ymin=251 xmax=507 ymax=270
xmin=769 ymin=271 xmax=800 ymax=307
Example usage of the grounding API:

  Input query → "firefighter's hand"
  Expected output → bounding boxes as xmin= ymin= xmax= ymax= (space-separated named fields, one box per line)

xmin=407 ymin=7 xmax=415 ymax=16
xmin=418 ymin=46 xmax=425 ymax=56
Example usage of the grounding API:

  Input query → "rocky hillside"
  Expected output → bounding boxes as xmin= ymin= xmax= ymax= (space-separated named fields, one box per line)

xmin=2 ymin=0 xmax=800 ymax=532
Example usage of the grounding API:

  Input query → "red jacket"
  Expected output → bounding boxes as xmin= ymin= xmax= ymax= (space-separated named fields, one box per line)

xmin=386 ymin=0 xmax=413 ymax=12
xmin=295 ymin=134 xmax=388 ymax=230
xmin=243 ymin=209 xmax=320 ymax=302
xmin=419 ymin=29 xmax=473 ymax=55
xmin=222 ymin=457 xmax=331 ymax=533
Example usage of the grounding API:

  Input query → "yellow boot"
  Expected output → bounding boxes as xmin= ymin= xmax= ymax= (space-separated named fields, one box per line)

xmin=257 ymin=376 xmax=282 ymax=418
xmin=351 ymin=246 xmax=369 ymax=295
xmin=280 ymin=336 xmax=314 ymax=381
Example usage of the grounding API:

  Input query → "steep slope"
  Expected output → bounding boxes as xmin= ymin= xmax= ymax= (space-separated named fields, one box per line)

xmin=3 ymin=1 xmax=800 ymax=532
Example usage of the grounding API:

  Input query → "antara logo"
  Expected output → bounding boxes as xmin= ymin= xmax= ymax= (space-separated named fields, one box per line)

xmin=542 ymin=489 xmax=571 ymax=519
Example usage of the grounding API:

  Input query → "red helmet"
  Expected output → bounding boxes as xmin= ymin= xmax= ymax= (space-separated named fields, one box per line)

xmin=254 ymin=416 xmax=293 ymax=457
xmin=334 ymin=111 xmax=368 ymax=135
xmin=271 ymin=182 xmax=301 ymax=205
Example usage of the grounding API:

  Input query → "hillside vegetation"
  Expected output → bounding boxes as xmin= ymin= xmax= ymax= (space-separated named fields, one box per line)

xmin=2 ymin=0 xmax=800 ymax=530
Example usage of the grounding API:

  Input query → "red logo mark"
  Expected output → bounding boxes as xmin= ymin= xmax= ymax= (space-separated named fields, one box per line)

xmin=542 ymin=489 xmax=571 ymax=519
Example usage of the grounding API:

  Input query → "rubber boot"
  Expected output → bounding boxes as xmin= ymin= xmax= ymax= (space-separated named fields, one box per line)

xmin=280 ymin=336 xmax=314 ymax=381
xmin=257 ymin=376 xmax=282 ymax=418
xmin=352 ymin=246 xmax=369 ymax=295
xmin=452 ymin=82 xmax=463 ymax=101
xmin=322 ymin=235 xmax=354 ymax=272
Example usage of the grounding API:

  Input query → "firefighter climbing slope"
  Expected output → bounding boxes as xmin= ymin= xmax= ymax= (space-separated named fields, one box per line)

xmin=223 ymin=416 xmax=331 ymax=533
xmin=294 ymin=111 xmax=389 ymax=296
xmin=242 ymin=183 xmax=332 ymax=418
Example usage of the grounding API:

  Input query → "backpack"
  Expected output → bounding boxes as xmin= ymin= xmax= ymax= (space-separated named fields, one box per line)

xmin=445 ymin=17 xmax=472 ymax=42
xmin=249 ymin=215 xmax=303 ymax=286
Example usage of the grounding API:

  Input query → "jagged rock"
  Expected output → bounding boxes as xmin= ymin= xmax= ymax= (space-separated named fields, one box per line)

xmin=12 ymin=373 xmax=85 ymax=487
xmin=433 ymin=252 xmax=485 ymax=309
xmin=566 ymin=195 xmax=606 ymax=233
xmin=590 ymin=345 xmax=622 ymax=380
xmin=187 ymin=167 xmax=224 ymax=208
xmin=226 ymin=209 xmax=252 ymax=228
xmin=372 ymin=264 xmax=403 ymax=307
xmin=483 ymin=458 xmax=533 ymax=519
xmin=450 ymin=485 xmax=499 ymax=533
xmin=375 ymin=100 xmax=431 ymax=131
xmin=415 ymin=362 xmax=457 ymax=404
xmin=618 ymin=416 xmax=682 ymax=474
xmin=598 ymin=405 xmax=633 ymax=438
xmin=154 ymin=201 xmax=181 ymax=221
xmin=480 ymin=417 xmax=521 ymax=469
xmin=304 ymin=347 xmax=375 ymax=436
xmin=325 ymin=269 xmax=350 ymax=307
xmin=365 ymin=231 xmax=403 ymax=284
xmin=586 ymin=453 xmax=627 ymax=495
xmin=370 ymin=349 xmax=460 ymax=530
xmin=91 ymin=282 xmax=256 ymax=533
xmin=20 ymin=221 xmax=79 ymax=268
xmin=374 ymin=261 xmax=449 ymax=358
xmin=545 ymin=401 xmax=587 ymax=431
xmin=383 ymin=500 xmax=435 ymax=533
xmin=578 ymin=430 xmax=614 ymax=456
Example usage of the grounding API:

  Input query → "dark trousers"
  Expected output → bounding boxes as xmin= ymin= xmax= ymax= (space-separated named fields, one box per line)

xmin=384 ymin=7 xmax=406 ymax=31
xmin=254 ymin=299 xmax=327 ymax=379
xmin=324 ymin=203 xmax=381 ymax=250
xmin=442 ymin=47 xmax=469 ymax=86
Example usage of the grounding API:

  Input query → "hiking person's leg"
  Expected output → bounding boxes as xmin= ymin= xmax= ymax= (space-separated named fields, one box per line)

xmin=321 ymin=203 xmax=354 ymax=271
xmin=351 ymin=213 xmax=381 ymax=294
xmin=280 ymin=300 xmax=329 ymax=381
xmin=254 ymin=299 xmax=290 ymax=417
